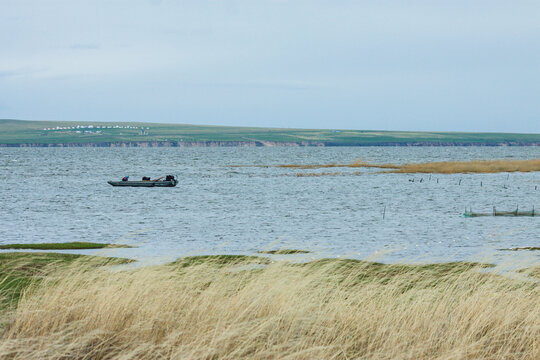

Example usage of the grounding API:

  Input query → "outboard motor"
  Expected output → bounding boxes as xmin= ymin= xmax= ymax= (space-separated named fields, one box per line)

xmin=165 ymin=175 xmax=175 ymax=181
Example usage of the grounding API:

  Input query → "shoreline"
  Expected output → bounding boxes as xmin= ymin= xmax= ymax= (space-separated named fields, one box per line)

xmin=2 ymin=140 xmax=540 ymax=147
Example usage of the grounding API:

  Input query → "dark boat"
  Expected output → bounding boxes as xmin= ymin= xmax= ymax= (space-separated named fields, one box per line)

xmin=108 ymin=175 xmax=178 ymax=187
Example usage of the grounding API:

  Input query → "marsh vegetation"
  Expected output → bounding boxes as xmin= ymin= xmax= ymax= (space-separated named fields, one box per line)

xmin=257 ymin=249 xmax=311 ymax=254
xmin=0 ymin=254 xmax=538 ymax=359
xmin=0 ymin=242 xmax=132 ymax=250
xmin=242 ymin=159 xmax=540 ymax=174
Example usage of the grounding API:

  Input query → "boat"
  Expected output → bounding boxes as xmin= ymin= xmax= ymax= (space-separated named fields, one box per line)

xmin=108 ymin=175 xmax=178 ymax=187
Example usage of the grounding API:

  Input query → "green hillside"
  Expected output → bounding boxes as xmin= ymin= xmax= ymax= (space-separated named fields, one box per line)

xmin=1 ymin=119 xmax=539 ymax=146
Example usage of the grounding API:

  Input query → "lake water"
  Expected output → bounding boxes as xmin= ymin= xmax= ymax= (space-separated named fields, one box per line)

xmin=1 ymin=147 xmax=539 ymax=266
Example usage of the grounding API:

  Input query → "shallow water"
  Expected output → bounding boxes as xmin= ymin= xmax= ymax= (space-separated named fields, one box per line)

xmin=1 ymin=147 xmax=539 ymax=265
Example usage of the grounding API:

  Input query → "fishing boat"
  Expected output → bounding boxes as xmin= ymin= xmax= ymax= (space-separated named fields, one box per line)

xmin=108 ymin=175 xmax=178 ymax=187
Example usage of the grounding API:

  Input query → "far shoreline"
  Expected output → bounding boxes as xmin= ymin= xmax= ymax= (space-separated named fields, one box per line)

xmin=2 ymin=140 xmax=540 ymax=147
xmin=2 ymin=119 xmax=539 ymax=147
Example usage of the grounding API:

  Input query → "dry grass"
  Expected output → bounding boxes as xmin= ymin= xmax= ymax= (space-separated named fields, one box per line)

xmin=295 ymin=172 xmax=341 ymax=177
xmin=381 ymin=159 xmax=540 ymax=174
xmin=295 ymin=171 xmax=362 ymax=177
xmin=237 ymin=159 xmax=540 ymax=174
xmin=278 ymin=160 xmax=368 ymax=169
xmin=233 ymin=160 xmax=369 ymax=170
xmin=0 ymin=257 xmax=538 ymax=359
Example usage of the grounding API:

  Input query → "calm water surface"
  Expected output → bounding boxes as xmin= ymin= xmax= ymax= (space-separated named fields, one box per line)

xmin=1 ymin=147 xmax=539 ymax=265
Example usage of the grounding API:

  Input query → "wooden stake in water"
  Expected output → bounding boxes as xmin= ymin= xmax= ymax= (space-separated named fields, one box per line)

xmin=383 ymin=206 xmax=386 ymax=219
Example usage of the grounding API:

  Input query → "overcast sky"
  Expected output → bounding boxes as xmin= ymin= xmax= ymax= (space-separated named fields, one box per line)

xmin=1 ymin=0 xmax=538 ymax=132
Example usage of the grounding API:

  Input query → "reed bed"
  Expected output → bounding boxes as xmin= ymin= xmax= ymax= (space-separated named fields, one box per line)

xmin=295 ymin=171 xmax=362 ymax=177
xmin=278 ymin=160 xmax=368 ymax=169
xmin=296 ymin=171 xmax=341 ymax=177
xmin=233 ymin=160 xmax=369 ymax=170
xmin=0 ymin=257 xmax=538 ymax=359
xmin=238 ymin=159 xmax=540 ymax=174
xmin=382 ymin=159 xmax=540 ymax=174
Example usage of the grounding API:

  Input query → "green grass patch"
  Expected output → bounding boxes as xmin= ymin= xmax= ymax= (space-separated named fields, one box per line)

xmin=170 ymin=256 xmax=496 ymax=289
xmin=0 ymin=253 xmax=130 ymax=313
xmin=0 ymin=242 xmax=133 ymax=250
xmin=257 ymin=249 xmax=310 ymax=254
xmin=296 ymin=259 xmax=497 ymax=291
xmin=173 ymin=255 xmax=271 ymax=268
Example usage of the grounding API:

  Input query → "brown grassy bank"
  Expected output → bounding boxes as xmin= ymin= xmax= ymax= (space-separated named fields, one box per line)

xmin=382 ymin=159 xmax=540 ymax=174
xmin=0 ymin=256 xmax=538 ymax=359
xmin=239 ymin=159 xmax=540 ymax=174
xmin=233 ymin=160 xmax=369 ymax=170
xmin=295 ymin=171 xmax=352 ymax=177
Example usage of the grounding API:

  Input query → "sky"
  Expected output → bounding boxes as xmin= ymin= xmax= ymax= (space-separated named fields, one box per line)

xmin=0 ymin=0 xmax=539 ymax=132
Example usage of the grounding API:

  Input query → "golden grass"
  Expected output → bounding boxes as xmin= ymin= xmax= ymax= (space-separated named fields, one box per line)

xmin=0 ymin=257 xmax=538 ymax=359
xmin=382 ymin=159 xmax=540 ymax=174
xmin=295 ymin=172 xmax=342 ymax=177
xmin=278 ymin=159 xmax=368 ymax=169
xmin=295 ymin=171 xmax=362 ymax=177
xmin=233 ymin=160 xmax=369 ymax=170
xmin=236 ymin=159 xmax=540 ymax=174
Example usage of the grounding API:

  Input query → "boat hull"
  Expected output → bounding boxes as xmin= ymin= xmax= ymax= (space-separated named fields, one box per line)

xmin=107 ymin=180 xmax=178 ymax=187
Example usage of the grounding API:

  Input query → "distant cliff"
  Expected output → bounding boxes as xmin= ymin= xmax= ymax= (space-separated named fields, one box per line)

xmin=1 ymin=140 xmax=539 ymax=147
xmin=2 ymin=119 xmax=539 ymax=147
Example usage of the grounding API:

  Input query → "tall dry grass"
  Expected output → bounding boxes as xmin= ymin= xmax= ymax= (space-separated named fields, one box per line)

xmin=0 ymin=258 xmax=538 ymax=359
xmin=233 ymin=160 xmax=369 ymax=170
xmin=382 ymin=159 xmax=540 ymax=174
xmin=278 ymin=160 xmax=369 ymax=169
xmin=236 ymin=159 xmax=540 ymax=174
xmin=294 ymin=171 xmax=362 ymax=177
